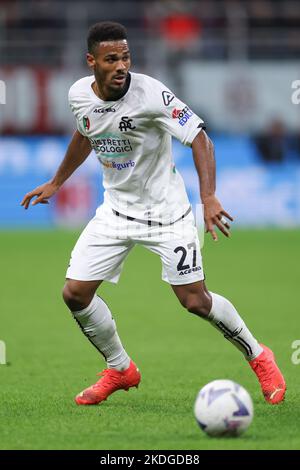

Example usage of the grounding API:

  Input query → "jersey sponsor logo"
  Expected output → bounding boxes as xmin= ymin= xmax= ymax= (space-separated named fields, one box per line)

xmin=172 ymin=108 xmax=181 ymax=118
xmin=178 ymin=266 xmax=202 ymax=275
xmin=93 ymin=107 xmax=116 ymax=113
xmin=119 ymin=116 xmax=136 ymax=132
xmin=90 ymin=134 xmax=133 ymax=157
xmin=100 ymin=159 xmax=135 ymax=171
xmin=172 ymin=106 xmax=194 ymax=126
xmin=162 ymin=90 xmax=174 ymax=106
xmin=83 ymin=116 xmax=90 ymax=131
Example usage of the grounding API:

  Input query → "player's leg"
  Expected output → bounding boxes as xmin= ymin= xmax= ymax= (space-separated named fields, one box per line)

xmin=64 ymin=208 xmax=140 ymax=404
xmin=172 ymin=280 xmax=262 ymax=360
xmin=172 ymin=281 xmax=286 ymax=405
xmin=144 ymin=212 xmax=285 ymax=404
xmin=63 ymin=278 xmax=130 ymax=371
xmin=149 ymin=229 xmax=263 ymax=363
xmin=63 ymin=278 xmax=101 ymax=311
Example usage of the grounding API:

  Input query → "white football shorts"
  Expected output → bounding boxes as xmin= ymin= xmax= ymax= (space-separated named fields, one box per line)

xmin=66 ymin=204 xmax=204 ymax=285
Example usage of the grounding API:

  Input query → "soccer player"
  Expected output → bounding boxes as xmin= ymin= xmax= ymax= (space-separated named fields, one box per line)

xmin=21 ymin=22 xmax=286 ymax=406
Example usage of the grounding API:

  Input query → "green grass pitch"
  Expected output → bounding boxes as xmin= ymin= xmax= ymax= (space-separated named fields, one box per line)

xmin=0 ymin=229 xmax=299 ymax=450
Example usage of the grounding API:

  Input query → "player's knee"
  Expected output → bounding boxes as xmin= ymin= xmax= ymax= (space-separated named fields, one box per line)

xmin=184 ymin=293 xmax=211 ymax=318
xmin=62 ymin=282 xmax=92 ymax=311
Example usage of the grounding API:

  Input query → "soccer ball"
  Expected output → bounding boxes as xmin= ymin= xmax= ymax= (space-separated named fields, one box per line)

xmin=194 ymin=379 xmax=253 ymax=437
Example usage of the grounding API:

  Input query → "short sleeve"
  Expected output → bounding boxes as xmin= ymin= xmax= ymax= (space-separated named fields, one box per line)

xmin=68 ymin=86 xmax=86 ymax=137
xmin=147 ymin=78 xmax=205 ymax=146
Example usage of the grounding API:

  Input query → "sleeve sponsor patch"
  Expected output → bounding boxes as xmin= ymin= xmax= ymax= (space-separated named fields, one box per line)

xmin=172 ymin=106 xmax=194 ymax=126
xmin=162 ymin=90 xmax=175 ymax=106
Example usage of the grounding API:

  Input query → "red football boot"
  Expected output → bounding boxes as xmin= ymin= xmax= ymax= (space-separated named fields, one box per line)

xmin=249 ymin=344 xmax=286 ymax=404
xmin=75 ymin=360 xmax=141 ymax=405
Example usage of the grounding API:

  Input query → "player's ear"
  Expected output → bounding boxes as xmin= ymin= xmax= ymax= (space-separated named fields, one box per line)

xmin=86 ymin=53 xmax=96 ymax=69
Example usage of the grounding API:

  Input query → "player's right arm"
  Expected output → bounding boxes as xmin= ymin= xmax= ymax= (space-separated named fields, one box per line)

xmin=21 ymin=130 xmax=91 ymax=209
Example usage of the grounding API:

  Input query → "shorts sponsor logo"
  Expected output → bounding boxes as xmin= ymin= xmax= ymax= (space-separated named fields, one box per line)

xmin=90 ymin=134 xmax=133 ymax=157
xmin=100 ymin=159 xmax=135 ymax=170
xmin=172 ymin=106 xmax=194 ymax=126
xmin=179 ymin=266 xmax=202 ymax=275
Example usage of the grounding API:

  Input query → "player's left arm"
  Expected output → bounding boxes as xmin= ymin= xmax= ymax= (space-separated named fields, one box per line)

xmin=192 ymin=130 xmax=233 ymax=241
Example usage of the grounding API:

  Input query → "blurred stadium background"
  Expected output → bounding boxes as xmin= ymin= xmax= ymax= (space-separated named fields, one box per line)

xmin=1 ymin=0 xmax=300 ymax=451
xmin=1 ymin=0 xmax=300 ymax=228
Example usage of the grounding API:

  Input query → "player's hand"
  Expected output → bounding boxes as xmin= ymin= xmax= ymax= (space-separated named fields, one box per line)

xmin=202 ymin=195 xmax=233 ymax=241
xmin=20 ymin=181 xmax=59 ymax=209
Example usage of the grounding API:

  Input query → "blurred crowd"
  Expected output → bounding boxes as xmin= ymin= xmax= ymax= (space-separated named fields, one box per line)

xmin=1 ymin=0 xmax=300 ymax=165
xmin=0 ymin=0 xmax=300 ymax=66
xmin=254 ymin=119 xmax=300 ymax=164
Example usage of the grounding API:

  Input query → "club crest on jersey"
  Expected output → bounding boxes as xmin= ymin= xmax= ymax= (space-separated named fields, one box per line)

xmin=172 ymin=106 xmax=194 ymax=126
xmin=83 ymin=116 xmax=90 ymax=131
xmin=119 ymin=116 xmax=136 ymax=132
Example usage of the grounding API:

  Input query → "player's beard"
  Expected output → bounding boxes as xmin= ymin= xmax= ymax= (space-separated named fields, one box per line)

xmin=94 ymin=68 xmax=129 ymax=100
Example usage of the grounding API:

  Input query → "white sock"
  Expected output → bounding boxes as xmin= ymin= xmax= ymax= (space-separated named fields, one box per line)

xmin=208 ymin=292 xmax=263 ymax=361
xmin=72 ymin=295 xmax=130 ymax=371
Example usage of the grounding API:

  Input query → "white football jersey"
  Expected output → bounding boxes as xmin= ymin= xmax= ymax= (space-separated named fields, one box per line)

xmin=68 ymin=72 xmax=204 ymax=223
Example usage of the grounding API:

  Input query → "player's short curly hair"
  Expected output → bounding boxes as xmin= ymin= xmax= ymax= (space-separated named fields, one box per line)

xmin=87 ymin=22 xmax=127 ymax=54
